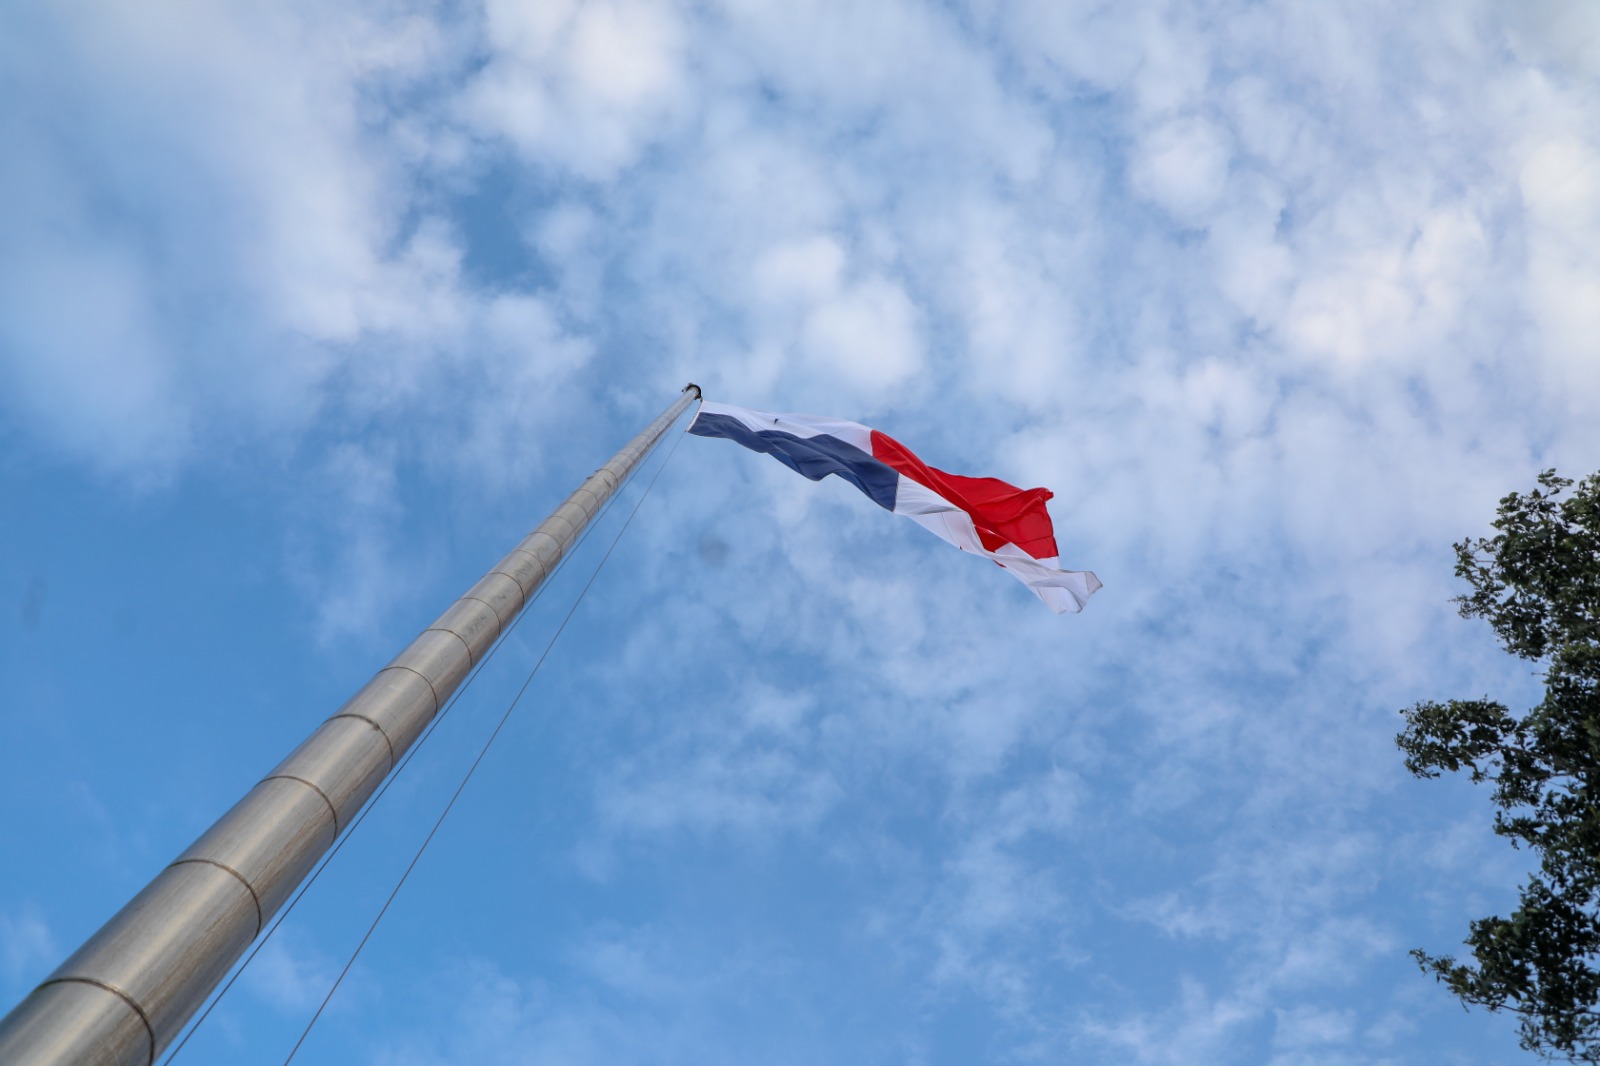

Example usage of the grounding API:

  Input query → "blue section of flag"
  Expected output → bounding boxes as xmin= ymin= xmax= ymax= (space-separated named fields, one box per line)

xmin=689 ymin=412 xmax=899 ymax=510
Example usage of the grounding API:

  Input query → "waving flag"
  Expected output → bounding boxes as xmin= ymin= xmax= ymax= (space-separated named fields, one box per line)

xmin=689 ymin=401 xmax=1101 ymax=613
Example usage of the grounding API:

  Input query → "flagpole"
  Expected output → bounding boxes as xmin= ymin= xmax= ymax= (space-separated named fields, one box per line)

xmin=0 ymin=385 xmax=703 ymax=1066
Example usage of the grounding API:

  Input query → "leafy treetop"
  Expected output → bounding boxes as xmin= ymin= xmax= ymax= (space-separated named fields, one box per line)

xmin=1399 ymin=470 xmax=1600 ymax=1062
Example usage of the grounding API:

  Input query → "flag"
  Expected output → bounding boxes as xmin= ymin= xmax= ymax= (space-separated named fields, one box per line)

xmin=689 ymin=401 xmax=1101 ymax=613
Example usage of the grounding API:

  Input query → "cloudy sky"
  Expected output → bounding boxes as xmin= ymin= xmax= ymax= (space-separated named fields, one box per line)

xmin=3 ymin=0 xmax=1599 ymax=1062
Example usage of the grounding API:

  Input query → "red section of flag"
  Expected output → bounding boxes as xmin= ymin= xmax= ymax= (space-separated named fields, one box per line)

xmin=869 ymin=431 xmax=1060 ymax=559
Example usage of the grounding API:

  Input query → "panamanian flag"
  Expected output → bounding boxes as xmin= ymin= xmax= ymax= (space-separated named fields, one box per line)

xmin=689 ymin=401 xmax=1101 ymax=614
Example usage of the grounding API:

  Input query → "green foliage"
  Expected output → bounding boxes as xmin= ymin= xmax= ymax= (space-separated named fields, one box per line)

xmin=1400 ymin=470 xmax=1600 ymax=1061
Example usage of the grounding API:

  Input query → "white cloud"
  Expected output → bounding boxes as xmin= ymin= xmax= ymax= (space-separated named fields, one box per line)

xmin=0 ymin=239 xmax=191 ymax=478
xmin=460 ymin=0 xmax=690 ymax=180
xmin=1504 ymin=0 xmax=1600 ymax=79
xmin=371 ymin=937 xmax=804 ymax=1066
xmin=1520 ymin=136 xmax=1600 ymax=402
xmin=799 ymin=277 xmax=923 ymax=393
xmin=0 ymin=2 xmax=419 ymax=471
xmin=1132 ymin=116 xmax=1234 ymax=223
xmin=240 ymin=932 xmax=340 ymax=1016
xmin=285 ymin=440 xmax=408 ymax=646
xmin=1271 ymin=1005 xmax=1356 ymax=1056
xmin=587 ymin=665 xmax=843 ymax=848
xmin=0 ymin=0 xmax=611 ymax=495
xmin=1204 ymin=177 xmax=1293 ymax=322
xmin=742 ymin=235 xmax=924 ymax=397
xmin=995 ymin=0 xmax=1152 ymax=96
xmin=1081 ymin=979 xmax=1258 ymax=1066
xmin=0 ymin=909 xmax=56 ymax=996
xmin=750 ymin=236 xmax=847 ymax=307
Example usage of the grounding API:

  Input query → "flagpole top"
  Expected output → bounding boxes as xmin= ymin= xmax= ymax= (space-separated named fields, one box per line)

xmin=683 ymin=383 xmax=703 ymax=399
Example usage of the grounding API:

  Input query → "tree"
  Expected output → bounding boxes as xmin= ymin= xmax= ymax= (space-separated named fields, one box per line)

xmin=1399 ymin=469 xmax=1600 ymax=1061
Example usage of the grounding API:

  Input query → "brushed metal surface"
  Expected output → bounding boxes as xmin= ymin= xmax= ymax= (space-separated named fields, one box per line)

xmin=339 ymin=667 xmax=440 ymax=755
xmin=535 ymin=510 xmax=579 ymax=549
xmin=462 ymin=572 xmax=524 ymax=632
xmin=388 ymin=628 xmax=473 ymax=700
xmin=0 ymin=386 xmax=701 ymax=1065
xmin=491 ymin=544 xmax=551 ymax=599
xmin=47 ymin=863 xmax=259 ymax=1061
xmin=268 ymin=716 xmax=394 ymax=830
xmin=428 ymin=598 xmax=500 ymax=665
xmin=569 ymin=485 xmax=603 ymax=520
xmin=552 ymin=500 xmax=593 ymax=535
xmin=531 ymin=514 xmax=580 ymax=554
xmin=515 ymin=529 xmax=564 ymax=567
xmin=176 ymin=776 xmax=338 ymax=918
xmin=0 ymin=981 xmax=152 ymax=1066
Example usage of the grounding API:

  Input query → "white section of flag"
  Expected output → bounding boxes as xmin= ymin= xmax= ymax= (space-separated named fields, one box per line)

xmin=693 ymin=401 xmax=874 ymax=452
xmin=897 ymin=479 xmax=1101 ymax=613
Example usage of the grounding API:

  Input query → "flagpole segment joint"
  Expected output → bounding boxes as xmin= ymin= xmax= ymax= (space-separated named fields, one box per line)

xmin=8 ymin=979 xmax=154 ymax=1066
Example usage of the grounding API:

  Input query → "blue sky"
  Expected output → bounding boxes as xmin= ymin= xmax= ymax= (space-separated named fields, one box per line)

xmin=3 ymin=1 xmax=1600 ymax=1062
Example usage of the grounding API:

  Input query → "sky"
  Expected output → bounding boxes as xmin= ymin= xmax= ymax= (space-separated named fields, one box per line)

xmin=2 ymin=1 xmax=1599 ymax=1063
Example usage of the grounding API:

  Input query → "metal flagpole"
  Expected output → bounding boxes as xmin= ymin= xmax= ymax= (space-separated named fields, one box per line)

xmin=0 ymin=385 xmax=703 ymax=1066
